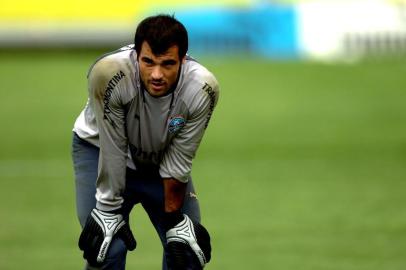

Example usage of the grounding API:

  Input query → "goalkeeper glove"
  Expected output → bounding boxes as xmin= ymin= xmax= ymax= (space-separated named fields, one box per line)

xmin=166 ymin=213 xmax=211 ymax=269
xmin=78 ymin=208 xmax=136 ymax=266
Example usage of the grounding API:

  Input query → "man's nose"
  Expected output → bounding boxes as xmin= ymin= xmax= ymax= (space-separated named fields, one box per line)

xmin=151 ymin=66 xmax=163 ymax=80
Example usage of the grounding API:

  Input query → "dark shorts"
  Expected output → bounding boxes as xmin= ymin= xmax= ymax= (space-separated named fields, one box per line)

xmin=72 ymin=132 xmax=201 ymax=270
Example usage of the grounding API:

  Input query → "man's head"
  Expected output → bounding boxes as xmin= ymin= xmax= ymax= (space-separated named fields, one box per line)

xmin=134 ymin=14 xmax=188 ymax=97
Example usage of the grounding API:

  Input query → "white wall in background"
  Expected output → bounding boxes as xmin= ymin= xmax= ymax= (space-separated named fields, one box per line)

xmin=297 ymin=0 xmax=406 ymax=60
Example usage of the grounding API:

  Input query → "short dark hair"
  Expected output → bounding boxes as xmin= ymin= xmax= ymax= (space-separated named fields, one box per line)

xmin=134 ymin=14 xmax=188 ymax=59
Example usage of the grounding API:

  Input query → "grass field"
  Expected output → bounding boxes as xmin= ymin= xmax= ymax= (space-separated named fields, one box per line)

xmin=0 ymin=50 xmax=405 ymax=269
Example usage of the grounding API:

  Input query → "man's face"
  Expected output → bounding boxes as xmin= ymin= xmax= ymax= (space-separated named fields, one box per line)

xmin=138 ymin=41 xmax=184 ymax=97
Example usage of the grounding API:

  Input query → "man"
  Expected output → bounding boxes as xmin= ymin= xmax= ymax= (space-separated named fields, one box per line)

xmin=72 ymin=14 xmax=219 ymax=270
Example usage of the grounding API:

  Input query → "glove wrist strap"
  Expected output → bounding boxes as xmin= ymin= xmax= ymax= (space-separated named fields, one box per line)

xmin=164 ymin=210 xmax=184 ymax=230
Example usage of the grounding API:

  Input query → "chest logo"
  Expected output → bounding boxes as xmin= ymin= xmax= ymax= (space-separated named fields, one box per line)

xmin=168 ymin=115 xmax=186 ymax=134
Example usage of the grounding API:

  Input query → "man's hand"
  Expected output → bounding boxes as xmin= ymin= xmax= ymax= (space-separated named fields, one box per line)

xmin=166 ymin=214 xmax=211 ymax=268
xmin=78 ymin=208 xmax=136 ymax=266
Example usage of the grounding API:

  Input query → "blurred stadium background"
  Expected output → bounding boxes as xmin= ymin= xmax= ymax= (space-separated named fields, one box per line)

xmin=0 ymin=0 xmax=405 ymax=269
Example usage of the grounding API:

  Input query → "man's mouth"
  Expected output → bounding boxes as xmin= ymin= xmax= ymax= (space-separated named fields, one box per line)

xmin=151 ymin=81 xmax=165 ymax=90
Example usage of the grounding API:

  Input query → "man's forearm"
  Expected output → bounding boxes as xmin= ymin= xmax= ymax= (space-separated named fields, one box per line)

xmin=163 ymin=178 xmax=212 ymax=268
xmin=163 ymin=178 xmax=187 ymax=212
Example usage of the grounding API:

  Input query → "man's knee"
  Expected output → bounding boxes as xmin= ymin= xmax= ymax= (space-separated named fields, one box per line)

xmin=164 ymin=244 xmax=203 ymax=270
xmin=104 ymin=238 xmax=127 ymax=267
xmin=85 ymin=238 xmax=127 ymax=270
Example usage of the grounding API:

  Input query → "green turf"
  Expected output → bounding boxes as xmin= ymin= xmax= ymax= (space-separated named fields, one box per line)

xmin=0 ymin=50 xmax=405 ymax=269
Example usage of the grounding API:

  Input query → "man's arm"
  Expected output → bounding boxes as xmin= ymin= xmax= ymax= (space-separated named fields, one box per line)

xmin=164 ymin=182 xmax=212 ymax=269
xmin=163 ymin=176 xmax=212 ymax=268
xmin=159 ymin=78 xmax=219 ymax=183
xmin=78 ymin=58 xmax=136 ymax=266
xmin=88 ymin=59 xmax=129 ymax=211
xmin=163 ymin=178 xmax=187 ymax=213
xmin=162 ymin=77 xmax=219 ymax=269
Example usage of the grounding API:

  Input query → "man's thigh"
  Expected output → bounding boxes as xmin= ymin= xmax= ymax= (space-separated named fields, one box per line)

xmin=125 ymin=169 xmax=201 ymax=239
xmin=72 ymin=132 xmax=99 ymax=227
xmin=72 ymin=133 xmax=133 ymax=270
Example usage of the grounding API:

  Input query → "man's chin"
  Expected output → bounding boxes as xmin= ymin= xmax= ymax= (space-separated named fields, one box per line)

xmin=147 ymin=87 xmax=168 ymax=97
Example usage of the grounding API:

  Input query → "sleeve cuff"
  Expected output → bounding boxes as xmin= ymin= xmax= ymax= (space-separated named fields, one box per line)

xmin=96 ymin=200 xmax=122 ymax=212
xmin=159 ymin=168 xmax=190 ymax=183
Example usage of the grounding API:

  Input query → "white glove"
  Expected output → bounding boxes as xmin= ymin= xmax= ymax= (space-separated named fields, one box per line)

xmin=79 ymin=208 xmax=136 ymax=265
xmin=166 ymin=214 xmax=211 ymax=267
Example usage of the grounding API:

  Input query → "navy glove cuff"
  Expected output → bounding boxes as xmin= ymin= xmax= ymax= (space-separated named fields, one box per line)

xmin=164 ymin=210 xmax=184 ymax=231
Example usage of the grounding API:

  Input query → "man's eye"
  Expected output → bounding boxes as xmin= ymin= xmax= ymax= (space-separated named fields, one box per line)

xmin=142 ymin=58 xmax=153 ymax=65
xmin=162 ymin=61 xmax=176 ymax=67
